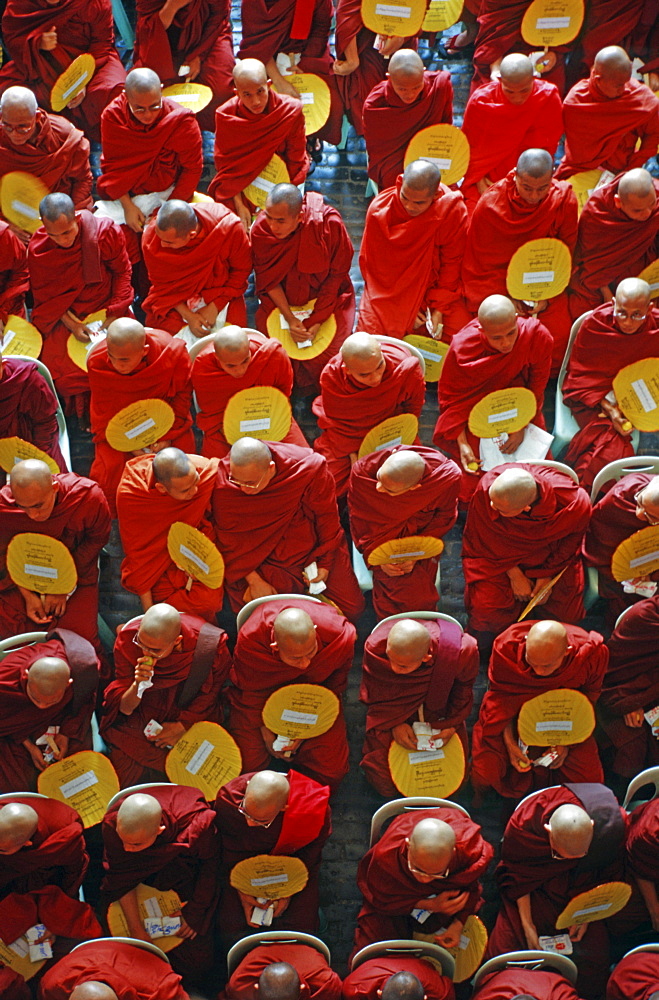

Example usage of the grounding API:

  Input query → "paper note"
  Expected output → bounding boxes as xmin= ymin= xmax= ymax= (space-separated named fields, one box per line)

xmin=522 ymin=270 xmax=555 ymax=283
xmin=59 ymin=769 xmax=98 ymax=799
xmin=629 ymin=549 xmax=659 ymax=569
xmin=185 ymin=739 xmax=214 ymax=775
xmin=376 ymin=2 xmax=411 ymax=15
xmin=251 ymin=873 xmax=289 ymax=887
xmin=281 ymin=709 xmax=319 ymax=725
xmin=631 ymin=378 xmax=657 ymax=413
xmin=573 ymin=902 xmax=612 ymax=917
xmin=239 ymin=418 xmax=271 ymax=432
xmin=488 ymin=408 xmax=518 ymax=423
xmin=179 ymin=544 xmax=209 ymax=575
xmin=536 ymin=720 xmax=573 ymax=732
xmin=536 ymin=16 xmax=570 ymax=28
xmin=125 ymin=417 xmax=156 ymax=440
xmin=408 ymin=748 xmax=446 ymax=764
xmin=375 ymin=436 xmax=402 ymax=451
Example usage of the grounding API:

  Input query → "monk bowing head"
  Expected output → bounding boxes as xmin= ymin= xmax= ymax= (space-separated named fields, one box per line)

xmin=155 ymin=199 xmax=198 ymax=249
xmin=233 ymin=58 xmax=270 ymax=115
xmin=543 ymin=803 xmax=594 ymax=859
xmin=257 ymin=963 xmax=301 ymax=1000
xmin=515 ymin=149 xmax=553 ymax=206
xmin=376 ymin=450 xmax=425 ymax=496
xmin=0 ymin=86 xmax=38 ymax=146
xmin=153 ymin=448 xmax=200 ymax=501
xmin=615 ymin=169 xmax=657 ymax=223
xmin=241 ymin=770 xmax=289 ymax=827
xmin=634 ymin=476 xmax=659 ymax=526
xmin=489 ymin=468 xmax=538 ymax=518
xmin=135 ymin=603 xmax=183 ymax=660
xmin=498 ymin=54 xmax=534 ymax=106
xmin=115 ymin=792 xmax=165 ymax=851
xmin=265 ymin=184 xmax=303 ymax=240
xmin=106 ymin=317 xmax=148 ymax=374
xmin=524 ymin=620 xmax=569 ymax=676
xmin=272 ymin=608 xmax=318 ymax=671
xmin=592 ymin=46 xmax=632 ymax=100
xmin=341 ymin=332 xmax=385 ymax=387
xmin=380 ymin=972 xmax=425 ymax=1000
xmin=214 ymin=325 xmax=252 ymax=378
xmin=26 ymin=656 xmax=71 ymax=709
xmin=406 ymin=817 xmax=456 ymax=883
xmin=387 ymin=50 xmax=425 ymax=105
xmin=39 ymin=192 xmax=78 ymax=249
xmin=69 ymin=985 xmax=119 ymax=1000
xmin=0 ymin=802 xmax=39 ymax=854
xmin=613 ymin=278 xmax=652 ymax=335
xmin=10 ymin=459 xmax=58 ymax=521
xmin=400 ymin=160 xmax=440 ymax=218
xmin=229 ymin=437 xmax=275 ymax=494
xmin=125 ymin=68 xmax=163 ymax=126
xmin=478 ymin=295 xmax=519 ymax=354
xmin=386 ymin=620 xmax=432 ymax=674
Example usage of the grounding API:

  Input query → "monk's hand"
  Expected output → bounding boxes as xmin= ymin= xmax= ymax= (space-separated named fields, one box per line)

xmin=507 ymin=567 xmax=533 ymax=601
xmin=349 ymin=451 xmax=358 ymax=466
xmin=392 ymin=723 xmax=418 ymax=750
xmin=548 ymin=745 xmax=569 ymax=769
xmin=40 ymin=25 xmax=58 ymax=49
xmin=601 ymin=399 xmax=633 ymax=437
xmin=42 ymin=592 xmax=67 ymax=618
xmin=332 ymin=57 xmax=359 ymax=76
xmin=499 ymin=427 xmax=526 ymax=454
xmin=413 ymin=309 xmax=427 ymax=330
xmin=151 ymin=439 xmax=172 ymax=454
xmin=151 ymin=721 xmax=186 ymax=747
xmin=124 ymin=200 xmax=147 ymax=234
xmin=68 ymin=86 xmax=87 ymax=109
xmin=507 ymin=739 xmax=532 ymax=774
xmin=381 ymin=561 xmax=408 ymax=577
xmin=23 ymin=740 xmax=49 ymax=773
xmin=521 ymin=920 xmax=541 ymax=950
xmin=234 ymin=196 xmax=253 ymax=235
xmin=568 ymin=923 xmax=589 ymax=943
xmin=197 ymin=302 xmax=219 ymax=328
xmin=52 ymin=733 xmax=69 ymax=760
xmin=476 ymin=176 xmax=493 ymax=195
xmin=303 ymin=322 xmax=321 ymax=343
xmin=649 ymin=72 xmax=659 ymax=94
xmin=530 ymin=576 xmax=553 ymax=605
xmin=272 ymin=896 xmax=291 ymax=919
xmin=260 ymin=725 xmax=302 ymax=759
xmin=134 ymin=658 xmax=154 ymax=686
xmin=176 ymin=912 xmax=198 ymax=940
xmin=185 ymin=56 xmax=201 ymax=82
xmin=303 ymin=565 xmax=329 ymax=586
xmin=278 ymin=77 xmax=302 ymax=100
xmin=458 ymin=440 xmax=480 ymax=476
xmin=434 ymin=919 xmax=463 ymax=949
xmin=186 ymin=311 xmax=212 ymax=338
xmin=245 ymin=572 xmax=278 ymax=600
xmin=286 ymin=315 xmax=310 ymax=342
xmin=20 ymin=588 xmax=54 ymax=624
xmin=623 ymin=709 xmax=645 ymax=728
xmin=431 ymin=890 xmax=469 ymax=916
xmin=377 ymin=34 xmax=404 ymax=57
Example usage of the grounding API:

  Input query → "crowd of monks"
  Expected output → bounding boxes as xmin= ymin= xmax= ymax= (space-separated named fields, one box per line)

xmin=1 ymin=0 xmax=659 ymax=999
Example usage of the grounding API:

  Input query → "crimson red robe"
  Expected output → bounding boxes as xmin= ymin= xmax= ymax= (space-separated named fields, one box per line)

xmin=0 ymin=796 xmax=87 ymax=898
xmin=214 ymin=769 xmax=331 ymax=937
xmin=578 ymin=0 xmax=645 ymax=72
xmin=0 ymin=969 xmax=29 ymax=1000
xmin=360 ymin=617 xmax=478 ymax=796
xmin=313 ymin=341 xmax=426 ymax=497
xmin=354 ymin=807 xmax=493 ymax=951
xmin=100 ymin=613 xmax=230 ymax=787
xmin=363 ymin=71 xmax=453 ymax=191
xmin=348 ymin=445 xmax=461 ymax=617
xmin=252 ymin=191 xmax=356 ymax=394
xmin=38 ymin=939 xmax=189 ymax=1000
xmin=626 ymin=799 xmax=658 ymax=891
xmin=0 ymin=357 xmax=66 ymax=472
xmin=116 ymin=453 xmax=222 ymax=616
xmin=87 ymin=329 xmax=195 ymax=516
xmin=343 ymin=956 xmax=455 ymax=1000
xmin=0 ymin=221 xmax=28 ymax=322
xmin=228 ymin=598 xmax=356 ymax=789
xmin=471 ymin=0 xmax=567 ymax=93
xmin=463 ymin=464 xmax=591 ymax=634
xmin=226 ymin=942 xmax=341 ymax=1000
xmin=358 ymin=176 xmax=469 ymax=341
xmin=142 ymin=202 xmax=252 ymax=333
xmin=568 ymin=176 xmax=659 ymax=319
xmin=0 ymin=885 xmax=100 ymax=955
xmin=607 ymin=950 xmax=659 ymax=1000
xmin=0 ymin=0 xmax=125 ymax=140
xmin=0 ymin=473 xmax=110 ymax=644
xmin=563 ymin=304 xmax=659 ymax=490
xmin=473 ymin=968 xmax=581 ymax=1000
xmin=212 ymin=442 xmax=364 ymax=620
xmin=191 ymin=333 xmax=307 ymax=456
xmin=471 ymin=622 xmax=607 ymax=797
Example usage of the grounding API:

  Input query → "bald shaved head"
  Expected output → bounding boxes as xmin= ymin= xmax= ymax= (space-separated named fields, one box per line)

xmin=267 ymin=183 xmax=303 ymax=215
xmin=408 ymin=818 xmax=456 ymax=880
xmin=616 ymin=277 xmax=651 ymax=307
xmin=9 ymin=459 xmax=58 ymax=521
xmin=388 ymin=49 xmax=425 ymax=103
xmin=615 ymin=169 xmax=657 ymax=224
xmin=234 ymin=58 xmax=268 ymax=87
xmin=1 ymin=85 xmax=38 ymax=114
xmin=378 ymin=451 xmax=425 ymax=492
xmin=139 ymin=603 xmax=182 ymax=643
xmin=26 ymin=657 xmax=70 ymax=710
xmin=489 ymin=468 xmax=538 ymax=516
xmin=386 ymin=619 xmax=432 ymax=674
xmin=106 ymin=317 xmax=146 ymax=350
xmin=619 ymin=168 xmax=655 ymax=201
xmin=152 ymin=448 xmax=194 ymax=487
xmin=517 ymin=149 xmax=553 ymax=179
xmin=389 ymin=49 xmax=424 ymax=78
xmin=156 ymin=199 xmax=197 ymax=236
xmin=272 ymin=607 xmax=318 ymax=670
xmin=342 ymin=332 xmax=381 ymax=365
xmin=403 ymin=158 xmax=440 ymax=195
xmin=0 ymin=803 xmax=39 ymax=854
xmin=593 ymin=45 xmax=632 ymax=80
xmin=230 ymin=437 xmax=272 ymax=469
xmin=546 ymin=804 xmax=594 ymax=858
xmin=381 ymin=972 xmax=425 ymax=1000
xmin=215 ymin=325 xmax=250 ymax=356
xmin=243 ymin=771 xmax=290 ymax=825
xmin=614 ymin=277 xmax=652 ymax=334
xmin=525 ymin=621 xmax=568 ymax=675
xmin=479 ymin=294 xmax=517 ymax=330
xmin=500 ymin=53 xmax=534 ymax=84
xmin=125 ymin=67 xmax=161 ymax=96
xmin=69 ymin=985 xmax=119 ymax=1000
xmin=258 ymin=963 xmax=300 ymax=1000
xmin=116 ymin=793 xmax=164 ymax=848
xmin=10 ymin=458 xmax=53 ymax=493
xmin=40 ymin=192 xmax=75 ymax=223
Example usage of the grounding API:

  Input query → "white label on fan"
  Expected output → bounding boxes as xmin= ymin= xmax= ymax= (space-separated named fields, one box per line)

xmin=281 ymin=709 xmax=318 ymax=725
xmin=536 ymin=720 xmax=572 ymax=732
xmin=488 ymin=408 xmax=518 ymax=423
xmin=631 ymin=378 xmax=657 ymax=412
xmin=179 ymin=544 xmax=209 ymax=575
xmin=522 ymin=270 xmax=554 ymax=283
xmin=186 ymin=740 xmax=214 ymax=774
xmin=125 ymin=417 xmax=156 ymax=440
xmin=25 ymin=563 xmax=57 ymax=579
xmin=240 ymin=418 xmax=271 ymax=432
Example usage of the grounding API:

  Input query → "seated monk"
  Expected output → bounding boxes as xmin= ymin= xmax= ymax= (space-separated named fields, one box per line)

xmin=472 ymin=966 xmax=580 ymax=1000
xmin=142 ymin=199 xmax=251 ymax=338
xmin=117 ymin=448 xmax=222 ymax=618
xmin=0 ymin=0 xmax=125 ymax=141
xmin=471 ymin=620 xmax=607 ymax=798
xmin=0 ymin=220 xmax=28 ymax=325
xmin=568 ymin=169 xmax=659 ymax=319
xmin=463 ymin=150 xmax=578 ymax=375
xmin=0 ymin=460 xmax=110 ymax=645
xmin=461 ymin=56 xmax=563 ymax=214
xmin=471 ymin=2 xmax=567 ymax=92
xmin=344 ymin=965 xmax=453 ymax=1000
xmin=208 ymin=58 xmax=309 ymax=232
xmin=358 ymin=159 xmax=469 ymax=341
xmin=227 ymin=946 xmax=341 ymax=1000
xmin=0 ymin=631 xmax=99 ymax=791
xmin=192 ymin=326 xmax=307 ymax=458
xmin=313 ymin=333 xmax=426 ymax=499
xmin=28 ymin=193 xmax=133 ymax=420
xmin=213 ymin=769 xmax=331 ymax=939
xmin=556 ymin=46 xmax=659 ymax=180
xmin=363 ymin=50 xmax=453 ymax=192
xmin=624 ymin=798 xmax=659 ymax=935
xmin=607 ymin=948 xmax=659 ymax=1000
xmin=100 ymin=786 xmax=221 ymax=987
xmin=101 ymin=603 xmax=230 ymax=787
xmin=87 ymin=318 xmax=194 ymax=518
xmin=486 ymin=783 xmax=627 ymax=1000
xmin=354 ymin=810 xmax=493 ymax=953
xmin=229 ymin=600 xmax=356 ymax=790
xmin=563 ymin=279 xmax=659 ymax=490
xmin=360 ymin=618 xmax=478 ymax=797
xmin=348 ymin=447 xmax=461 ymax=617
xmin=251 ymin=184 xmax=356 ymax=395
xmin=433 ymin=296 xmax=552 ymax=505
xmin=0 ymin=354 xmax=67 ymax=474
xmin=462 ymin=465 xmax=591 ymax=645
xmin=212 ymin=438 xmax=364 ymax=620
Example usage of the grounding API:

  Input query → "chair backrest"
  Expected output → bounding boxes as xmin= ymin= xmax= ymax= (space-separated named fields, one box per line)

xmin=227 ymin=931 xmax=331 ymax=976
xmin=514 ymin=786 xmax=562 ymax=813
xmin=590 ymin=456 xmax=659 ymax=504
xmin=556 ymin=312 xmax=592 ymax=394
xmin=71 ymin=936 xmax=170 ymax=964
xmin=472 ymin=951 xmax=578 ymax=991
xmin=105 ymin=782 xmax=174 ymax=813
xmin=613 ymin=603 xmax=637 ymax=633
xmin=370 ymin=796 xmax=469 ymax=847
xmin=373 ymin=611 xmax=463 ymax=634
xmin=522 ymin=459 xmax=580 ymax=485
xmin=622 ymin=766 xmax=659 ymax=811
xmin=0 ymin=631 xmax=48 ymax=661
xmin=0 ymin=792 xmax=49 ymax=803
xmin=236 ymin=593 xmax=322 ymax=631
xmin=189 ymin=327 xmax=267 ymax=364
xmin=11 ymin=355 xmax=71 ymax=470
xmin=621 ymin=943 xmax=659 ymax=958
xmin=375 ymin=335 xmax=426 ymax=377
xmin=351 ymin=940 xmax=455 ymax=979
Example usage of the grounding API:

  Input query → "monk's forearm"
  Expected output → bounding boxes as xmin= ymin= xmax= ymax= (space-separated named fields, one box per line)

xmin=139 ymin=591 xmax=153 ymax=612
xmin=119 ymin=888 xmax=145 ymax=936
xmin=158 ymin=0 xmax=180 ymax=29
xmin=119 ymin=683 xmax=141 ymax=715
xmin=516 ymin=894 xmax=535 ymax=932
xmin=267 ymin=284 xmax=292 ymax=318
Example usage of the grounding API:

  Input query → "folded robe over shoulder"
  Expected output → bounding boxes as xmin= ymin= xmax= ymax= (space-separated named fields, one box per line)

xmin=227 ymin=942 xmax=341 ymax=1000
xmin=0 ymin=221 xmax=28 ymax=321
xmin=0 ymin=795 xmax=88 ymax=898
xmin=343 ymin=956 xmax=455 ymax=1000
xmin=607 ymin=950 xmax=659 ymax=1000
xmin=473 ymin=969 xmax=579 ymax=1000
xmin=625 ymin=798 xmax=659 ymax=884
xmin=0 ymin=357 xmax=66 ymax=472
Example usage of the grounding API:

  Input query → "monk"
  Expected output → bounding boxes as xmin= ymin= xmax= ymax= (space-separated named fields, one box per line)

xmin=607 ymin=948 xmax=659 ymax=1000
xmin=213 ymin=769 xmax=331 ymax=938
xmin=0 ymin=631 xmax=99 ymax=791
xmin=433 ymin=296 xmax=553 ymax=503
xmin=142 ymin=199 xmax=251 ymax=337
xmin=471 ymin=620 xmax=607 ymax=798
xmin=363 ymin=50 xmax=453 ymax=192
xmin=101 ymin=786 xmax=221 ymax=986
xmin=0 ymin=354 xmax=67 ymax=473
xmin=0 ymin=797 xmax=88 ymax=898
xmin=625 ymin=798 xmax=659 ymax=934
xmin=39 ymin=939 xmax=190 ymax=1000
xmin=461 ymin=56 xmax=564 ymax=213
xmin=0 ymin=221 xmax=28 ymax=325
xmin=228 ymin=600 xmax=356 ymax=790
xmin=486 ymin=783 xmax=627 ymax=999
xmin=0 ymin=460 xmax=110 ymax=644
xmin=100 ymin=603 xmax=230 ymax=787
xmin=358 ymin=159 xmax=469 ymax=341
xmin=251 ymin=184 xmax=355 ymax=394
xmin=348 ymin=447 xmax=461 ymax=616
xmin=313 ymin=333 xmax=426 ymax=498
xmin=568 ymin=169 xmax=659 ymax=319
xmin=563 ymin=279 xmax=659 ymax=490
xmin=87 ymin=318 xmax=195 ymax=517
xmin=471 ymin=2 xmax=567 ymax=91
xmin=360 ymin=617 xmax=478 ymax=797
xmin=117 ymin=448 xmax=222 ymax=617
xmin=462 ymin=149 xmax=578 ymax=373
xmin=227 ymin=945 xmax=341 ymax=1000
xmin=472 ymin=966 xmax=581 ymax=1000
xmin=354 ymin=810 xmax=493 ymax=953
xmin=462 ymin=465 xmax=591 ymax=643
xmin=343 ymin=963 xmax=454 ymax=1000
xmin=208 ymin=59 xmax=309 ymax=232
xmin=556 ymin=47 xmax=659 ymax=180
xmin=192 ymin=326 xmax=307 ymax=457
xmin=212 ymin=438 xmax=364 ymax=620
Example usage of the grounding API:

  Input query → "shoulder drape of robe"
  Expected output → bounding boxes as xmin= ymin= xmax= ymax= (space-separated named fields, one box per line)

xmin=0 ymin=357 xmax=66 ymax=471
xmin=583 ymin=472 xmax=650 ymax=580
xmin=602 ymin=595 xmax=659 ymax=718
xmin=226 ymin=942 xmax=341 ymax=1000
xmin=0 ymin=796 xmax=87 ymax=898
xmin=473 ymin=968 xmax=580 ymax=1000
xmin=343 ymin=955 xmax=455 ymax=1000
xmin=0 ymin=221 xmax=28 ymax=321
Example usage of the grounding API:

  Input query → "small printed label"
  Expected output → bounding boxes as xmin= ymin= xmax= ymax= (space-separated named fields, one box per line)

xmin=416 ymin=347 xmax=441 ymax=361
xmin=281 ymin=709 xmax=319 ymax=725
xmin=252 ymin=176 xmax=276 ymax=194
xmin=143 ymin=896 xmax=162 ymax=918
xmin=61 ymin=71 xmax=88 ymax=101
xmin=630 ymin=549 xmax=659 ymax=569
xmin=300 ymin=92 xmax=314 ymax=105
xmin=59 ymin=770 xmax=98 ymax=799
xmin=631 ymin=378 xmax=657 ymax=413
xmin=240 ymin=417 xmax=271 ymax=432
xmin=649 ymin=282 xmax=659 ymax=292
xmin=390 ymin=550 xmax=424 ymax=559
xmin=125 ymin=417 xmax=156 ymax=440
xmin=572 ymin=902 xmax=612 ymax=917
xmin=522 ymin=270 xmax=555 ymax=284
xmin=250 ymin=873 xmax=289 ymax=887
xmin=425 ymin=157 xmax=452 ymax=170
xmin=1 ymin=330 xmax=16 ymax=348
xmin=12 ymin=199 xmax=38 ymax=218
xmin=488 ymin=408 xmax=518 ymax=423
xmin=458 ymin=934 xmax=470 ymax=950
xmin=536 ymin=16 xmax=570 ymax=28
xmin=185 ymin=739 xmax=214 ymax=774
xmin=375 ymin=436 xmax=402 ymax=451
xmin=408 ymin=748 xmax=446 ymax=764
xmin=24 ymin=563 xmax=58 ymax=579
xmin=536 ymin=720 xmax=573 ymax=732
xmin=9 ymin=936 xmax=28 ymax=958
xmin=175 ymin=93 xmax=200 ymax=103
xmin=179 ymin=543 xmax=209 ymax=574
xmin=375 ymin=2 xmax=411 ymax=16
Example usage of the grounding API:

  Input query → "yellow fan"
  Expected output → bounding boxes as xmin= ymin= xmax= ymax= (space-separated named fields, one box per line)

xmin=368 ymin=534 xmax=444 ymax=566
xmin=567 ymin=169 xmax=603 ymax=215
xmin=262 ymin=683 xmax=340 ymax=740
xmin=404 ymin=124 xmax=470 ymax=187
xmin=105 ymin=399 xmax=175 ymax=452
xmin=521 ymin=0 xmax=584 ymax=47
xmin=403 ymin=335 xmax=449 ymax=382
xmin=1 ymin=315 xmax=42 ymax=357
xmin=223 ymin=386 xmax=292 ymax=444
xmin=517 ymin=688 xmax=595 ymax=747
xmin=468 ymin=387 xmax=537 ymax=438
xmin=361 ymin=0 xmax=428 ymax=37
xmin=7 ymin=533 xmax=77 ymax=595
xmin=556 ymin=882 xmax=632 ymax=930
xmin=0 ymin=934 xmax=46 ymax=981
xmin=244 ymin=154 xmax=290 ymax=210
xmin=613 ymin=358 xmax=659 ymax=431
xmin=1 ymin=171 xmax=49 ymax=234
xmin=230 ymin=855 xmax=309 ymax=900
xmin=50 ymin=53 xmax=95 ymax=111
xmin=388 ymin=731 xmax=465 ymax=797
xmin=37 ymin=751 xmax=120 ymax=829
xmin=165 ymin=721 xmax=241 ymax=799
xmin=416 ymin=914 xmax=488 ymax=983
xmin=166 ymin=522 xmax=224 ymax=589
xmin=162 ymin=82 xmax=213 ymax=111
xmin=107 ymin=884 xmax=183 ymax=952
xmin=638 ymin=260 xmax=659 ymax=300
xmin=422 ymin=0 xmax=462 ymax=32
xmin=66 ymin=310 xmax=107 ymax=372
xmin=266 ymin=298 xmax=337 ymax=360
xmin=274 ymin=73 xmax=331 ymax=135
xmin=611 ymin=525 xmax=659 ymax=583
xmin=506 ymin=238 xmax=572 ymax=302
xmin=0 ymin=437 xmax=59 ymax=475
xmin=192 ymin=191 xmax=213 ymax=203
xmin=358 ymin=413 xmax=418 ymax=459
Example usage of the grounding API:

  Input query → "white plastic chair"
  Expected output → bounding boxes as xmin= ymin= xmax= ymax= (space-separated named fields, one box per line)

xmin=472 ymin=951 xmax=578 ymax=990
xmin=0 ymin=791 xmax=49 ymax=802
xmin=71 ymin=936 xmax=169 ymax=964
xmin=621 ymin=943 xmax=659 ymax=958
xmin=375 ymin=611 xmax=463 ymax=633
xmin=351 ymin=939 xmax=455 ymax=979
xmin=106 ymin=782 xmax=174 ymax=813
xmin=514 ymin=786 xmax=561 ymax=812
xmin=590 ymin=456 xmax=659 ymax=503
xmin=227 ymin=931 xmax=330 ymax=976
xmin=551 ymin=312 xmax=591 ymax=457
xmin=370 ymin=796 xmax=469 ymax=847
xmin=613 ymin=604 xmax=637 ymax=632
xmin=11 ymin=355 xmax=71 ymax=470
xmin=523 ymin=459 xmax=580 ymax=485
xmin=0 ymin=631 xmax=48 ymax=660
xmin=236 ymin=593 xmax=322 ymax=631
xmin=188 ymin=327 xmax=266 ymax=363
xmin=352 ymin=542 xmax=373 ymax=592
xmin=375 ymin=336 xmax=425 ymax=377
xmin=622 ymin=766 xmax=659 ymax=811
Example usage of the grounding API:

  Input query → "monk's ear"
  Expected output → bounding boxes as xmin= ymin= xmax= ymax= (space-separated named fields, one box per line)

xmin=270 ymin=641 xmax=279 ymax=653
xmin=543 ymin=823 xmax=551 ymax=834
xmin=421 ymin=652 xmax=432 ymax=663
xmin=408 ymin=483 xmax=421 ymax=491
xmin=154 ymin=482 xmax=168 ymax=495
xmin=173 ymin=634 xmax=183 ymax=651
xmin=68 ymin=677 xmax=73 ymax=686
xmin=158 ymin=824 xmax=166 ymax=835
xmin=613 ymin=194 xmax=622 ymax=211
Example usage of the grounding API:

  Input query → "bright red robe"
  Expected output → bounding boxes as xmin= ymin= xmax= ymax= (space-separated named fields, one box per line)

xmin=38 ymin=939 xmax=189 ymax=1000
xmin=228 ymin=598 xmax=356 ymax=789
xmin=0 ymin=221 xmax=28 ymax=322
xmin=626 ymin=798 xmax=658 ymax=891
xmin=0 ymin=885 xmax=100 ymax=959
xmin=0 ymin=969 xmax=29 ymax=1000
xmin=0 ymin=357 xmax=66 ymax=472
xmin=88 ymin=328 xmax=194 ymax=516
xmin=607 ymin=950 xmax=659 ymax=1000
xmin=473 ymin=969 xmax=580 ymax=1000
xmin=0 ymin=796 xmax=87 ymax=898
xmin=348 ymin=445 xmax=461 ymax=617
xmin=226 ymin=942 xmax=341 ymax=1000
xmin=344 ymin=956 xmax=455 ymax=1000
